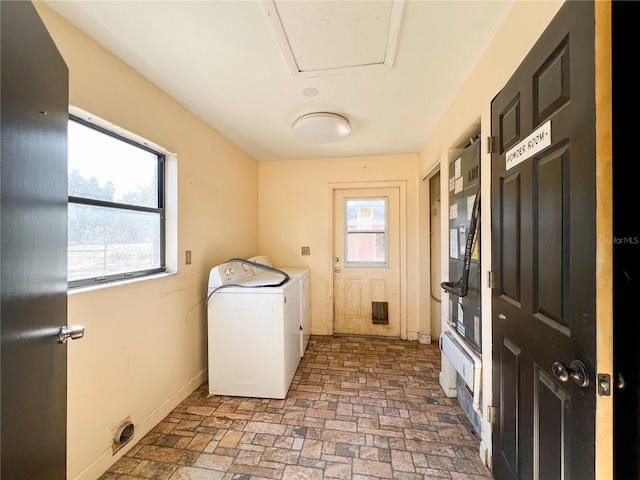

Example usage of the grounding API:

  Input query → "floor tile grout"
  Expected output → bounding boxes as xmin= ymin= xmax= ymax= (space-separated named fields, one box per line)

xmin=99 ymin=335 xmax=493 ymax=480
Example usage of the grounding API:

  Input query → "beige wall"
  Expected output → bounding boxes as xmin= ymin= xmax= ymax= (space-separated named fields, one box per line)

xmin=35 ymin=4 xmax=259 ymax=479
xmin=33 ymin=0 xmax=576 ymax=477
xmin=416 ymin=0 xmax=564 ymax=465
xmin=258 ymin=154 xmax=421 ymax=337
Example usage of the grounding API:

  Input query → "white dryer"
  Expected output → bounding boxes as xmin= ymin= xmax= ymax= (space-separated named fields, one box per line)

xmin=249 ymin=256 xmax=311 ymax=356
xmin=206 ymin=259 xmax=300 ymax=399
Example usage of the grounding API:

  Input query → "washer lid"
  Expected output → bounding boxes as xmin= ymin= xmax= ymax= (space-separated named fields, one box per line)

xmin=241 ymin=272 xmax=289 ymax=287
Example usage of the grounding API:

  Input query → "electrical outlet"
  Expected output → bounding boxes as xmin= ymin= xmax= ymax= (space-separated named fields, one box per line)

xmin=185 ymin=250 xmax=192 ymax=264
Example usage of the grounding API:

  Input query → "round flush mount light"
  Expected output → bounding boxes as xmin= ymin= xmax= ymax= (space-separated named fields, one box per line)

xmin=293 ymin=113 xmax=351 ymax=143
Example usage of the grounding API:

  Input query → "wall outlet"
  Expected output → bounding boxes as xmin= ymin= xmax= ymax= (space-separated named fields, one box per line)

xmin=185 ymin=250 xmax=192 ymax=264
xmin=301 ymin=246 xmax=310 ymax=256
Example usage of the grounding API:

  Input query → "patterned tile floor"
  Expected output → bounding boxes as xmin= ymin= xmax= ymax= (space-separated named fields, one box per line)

xmin=99 ymin=335 xmax=493 ymax=480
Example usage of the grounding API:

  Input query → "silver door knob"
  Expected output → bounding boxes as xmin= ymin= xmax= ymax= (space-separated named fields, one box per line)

xmin=552 ymin=360 xmax=590 ymax=387
xmin=59 ymin=325 xmax=85 ymax=343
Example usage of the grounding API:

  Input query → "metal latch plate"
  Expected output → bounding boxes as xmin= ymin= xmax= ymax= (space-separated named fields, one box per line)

xmin=597 ymin=373 xmax=611 ymax=396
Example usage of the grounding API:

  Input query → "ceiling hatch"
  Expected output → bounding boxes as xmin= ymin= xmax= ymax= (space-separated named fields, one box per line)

xmin=263 ymin=0 xmax=406 ymax=76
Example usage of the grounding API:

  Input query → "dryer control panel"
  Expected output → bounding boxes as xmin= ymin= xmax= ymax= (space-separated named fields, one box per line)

xmin=208 ymin=261 xmax=254 ymax=290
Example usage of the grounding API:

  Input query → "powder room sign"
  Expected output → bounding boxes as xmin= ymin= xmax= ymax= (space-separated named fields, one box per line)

xmin=505 ymin=120 xmax=552 ymax=170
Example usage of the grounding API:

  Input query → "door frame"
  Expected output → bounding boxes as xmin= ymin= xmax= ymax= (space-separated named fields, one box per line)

xmin=423 ymin=165 xmax=441 ymax=344
xmin=594 ymin=2 xmax=613 ymax=479
xmin=328 ymin=181 xmax=407 ymax=339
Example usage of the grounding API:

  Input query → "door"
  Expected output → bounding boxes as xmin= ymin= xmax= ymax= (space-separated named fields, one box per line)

xmin=1 ymin=1 xmax=69 ymax=478
xmin=429 ymin=172 xmax=442 ymax=341
xmin=491 ymin=2 xmax=596 ymax=480
xmin=334 ymin=187 xmax=400 ymax=337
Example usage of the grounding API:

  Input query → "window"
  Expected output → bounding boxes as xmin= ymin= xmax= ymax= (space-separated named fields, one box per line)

xmin=344 ymin=197 xmax=388 ymax=267
xmin=68 ymin=115 xmax=166 ymax=287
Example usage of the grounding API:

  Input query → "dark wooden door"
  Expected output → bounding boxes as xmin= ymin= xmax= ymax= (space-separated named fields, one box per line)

xmin=491 ymin=2 xmax=596 ymax=479
xmin=1 ymin=1 xmax=69 ymax=478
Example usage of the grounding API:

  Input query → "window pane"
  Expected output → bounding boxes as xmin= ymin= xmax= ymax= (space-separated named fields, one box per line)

xmin=346 ymin=232 xmax=387 ymax=263
xmin=68 ymin=120 xmax=159 ymax=208
xmin=68 ymin=203 xmax=161 ymax=282
xmin=346 ymin=198 xmax=386 ymax=232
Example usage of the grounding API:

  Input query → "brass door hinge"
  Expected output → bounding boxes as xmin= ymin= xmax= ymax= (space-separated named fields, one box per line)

xmin=487 ymin=405 xmax=500 ymax=424
xmin=487 ymin=271 xmax=497 ymax=289
xmin=487 ymin=136 xmax=496 ymax=154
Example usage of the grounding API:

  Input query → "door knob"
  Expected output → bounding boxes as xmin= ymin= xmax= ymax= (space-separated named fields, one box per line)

xmin=552 ymin=360 xmax=590 ymax=387
xmin=59 ymin=325 xmax=85 ymax=343
xmin=334 ymin=267 xmax=341 ymax=273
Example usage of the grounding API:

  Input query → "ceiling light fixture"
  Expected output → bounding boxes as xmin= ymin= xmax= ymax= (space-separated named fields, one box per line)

xmin=293 ymin=112 xmax=351 ymax=143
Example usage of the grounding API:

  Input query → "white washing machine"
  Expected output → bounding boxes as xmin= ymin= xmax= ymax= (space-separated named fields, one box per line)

xmin=249 ymin=256 xmax=311 ymax=356
xmin=206 ymin=259 xmax=301 ymax=399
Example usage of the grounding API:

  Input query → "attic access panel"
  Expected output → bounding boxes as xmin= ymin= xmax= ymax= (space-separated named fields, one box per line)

xmin=263 ymin=0 xmax=405 ymax=76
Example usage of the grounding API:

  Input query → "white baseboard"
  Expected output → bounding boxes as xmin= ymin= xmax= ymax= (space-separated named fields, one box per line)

xmin=479 ymin=439 xmax=492 ymax=471
xmin=439 ymin=370 xmax=457 ymax=398
xmin=406 ymin=332 xmax=432 ymax=344
xmin=72 ymin=369 xmax=207 ymax=480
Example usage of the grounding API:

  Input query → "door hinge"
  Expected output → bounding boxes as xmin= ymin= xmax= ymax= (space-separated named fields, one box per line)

xmin=487 ymin=136 xmax=496 ymax=154
xmin=487 ymin=271 xmax=496 ymax=289
xmin=487 ymin=405 xmax=499 ymax=424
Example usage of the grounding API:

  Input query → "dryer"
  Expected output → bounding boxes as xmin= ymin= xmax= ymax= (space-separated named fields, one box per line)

xmin=249 ymin=255 xmax=311 ymax=356
xmin=206 ymin=259 xmax=300 ymax=399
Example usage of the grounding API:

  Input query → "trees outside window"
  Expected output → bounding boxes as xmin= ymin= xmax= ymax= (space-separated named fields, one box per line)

xmin=68 ymin=116 xmax=165 ymax=287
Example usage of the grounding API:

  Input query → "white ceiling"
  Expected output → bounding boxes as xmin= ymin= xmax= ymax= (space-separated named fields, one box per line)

xmin=44 ymin=0 xmax=515 ymax=162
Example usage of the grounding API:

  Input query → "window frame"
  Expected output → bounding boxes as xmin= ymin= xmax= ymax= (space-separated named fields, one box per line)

xmin=343 ymin=196 xmax=389 ymax=268
xmin=68 ymin=114 xmax=166 ymax=288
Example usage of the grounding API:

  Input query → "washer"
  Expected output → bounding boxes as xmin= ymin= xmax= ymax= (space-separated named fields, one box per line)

xmin=249 ymin=256 xmax=311 ymax=357
xmin=206 ymin=259 xmax=301 ymax=399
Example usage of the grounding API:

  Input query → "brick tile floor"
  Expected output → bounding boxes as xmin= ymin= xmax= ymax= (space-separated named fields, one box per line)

xmin=99 ymin=335 xmax=493 ymax=480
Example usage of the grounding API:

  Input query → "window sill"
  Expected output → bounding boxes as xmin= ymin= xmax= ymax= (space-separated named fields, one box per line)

xmin=68 ymin=271 xmax=177 ymax=295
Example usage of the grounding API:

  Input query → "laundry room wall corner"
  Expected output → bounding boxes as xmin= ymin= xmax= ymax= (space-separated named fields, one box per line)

xmin=259 ymin=154 xmax=420 ymax=338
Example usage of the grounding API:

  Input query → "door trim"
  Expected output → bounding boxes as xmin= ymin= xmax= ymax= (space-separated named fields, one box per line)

xmin=425 ymin=167 xmax=441 ymax=344
xmin=328 ymin=181 xmax=407 ymax=339
xmin=595 ymin=2 xmax=613 ymax=479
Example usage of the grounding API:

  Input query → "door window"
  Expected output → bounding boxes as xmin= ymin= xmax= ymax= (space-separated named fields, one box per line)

xmin=344 ymin=197 xmax=388 ymax=267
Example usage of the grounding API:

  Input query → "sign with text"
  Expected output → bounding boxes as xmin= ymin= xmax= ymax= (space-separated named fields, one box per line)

xmin=505 ymin=120 xmax=551 ymax=170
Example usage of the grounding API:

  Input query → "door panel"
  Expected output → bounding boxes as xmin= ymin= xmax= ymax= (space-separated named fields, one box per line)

xmin=534 ymin=367 xmax=568 ymax=480
xmin=334 ymin=188 xmax=400 ymax=337
xmin=1 ymin=1 xmax=69 ymax=478
xmin=491 ymin=2 xmax=596 ymax=480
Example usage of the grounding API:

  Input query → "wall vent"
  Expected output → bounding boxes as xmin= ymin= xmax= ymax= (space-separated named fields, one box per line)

xmin=112 ymin=419 xmax=135 ymax=454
